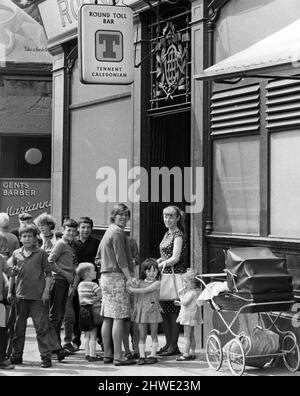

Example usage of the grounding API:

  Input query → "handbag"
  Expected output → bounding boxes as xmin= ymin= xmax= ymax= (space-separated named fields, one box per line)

xmin=159 ymin=264 xmax=183 ymax=301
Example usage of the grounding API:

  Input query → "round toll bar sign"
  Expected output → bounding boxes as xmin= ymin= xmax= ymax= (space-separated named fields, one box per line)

xmin=79 ymin=4 xmax=134 ymax=85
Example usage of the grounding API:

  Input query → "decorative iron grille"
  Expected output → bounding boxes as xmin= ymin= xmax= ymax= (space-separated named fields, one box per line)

xmin=148 ymin=2 xmax=191 ymax=113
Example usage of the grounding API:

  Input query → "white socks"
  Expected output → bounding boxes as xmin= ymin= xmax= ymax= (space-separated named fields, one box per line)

xmin=151 ymin=342 xmax=158 ymax=357
xmin=139 ymin=343 xmax=146 ymax=358
xmin=90 ymin=339 xmax=96 ymax=358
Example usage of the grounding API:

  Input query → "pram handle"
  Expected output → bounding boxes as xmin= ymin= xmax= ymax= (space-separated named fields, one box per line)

xmin=196 ymin=273 xmax=227 ymax=278
xmin=195 ymin=270 xmax=238 ymax=293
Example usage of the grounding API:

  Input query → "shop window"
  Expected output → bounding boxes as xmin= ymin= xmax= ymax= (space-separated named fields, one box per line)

xmin=0 ymin=135 xmax=51 ymax=178
xmin=213 ymin=136 xmax=260 ymax=234
xmin=270 ymin=130 xmax=300 ymax=237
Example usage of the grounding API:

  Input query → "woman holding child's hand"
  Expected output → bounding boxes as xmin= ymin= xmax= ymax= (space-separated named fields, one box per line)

xmin=97 ymin=203 xmax=137 ymax=366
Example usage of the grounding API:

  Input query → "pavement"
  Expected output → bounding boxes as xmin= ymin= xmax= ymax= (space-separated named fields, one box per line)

xmin=1 ymin=320 xmax=300 ymax=377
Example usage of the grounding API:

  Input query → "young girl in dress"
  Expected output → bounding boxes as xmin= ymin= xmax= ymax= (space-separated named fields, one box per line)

xmin=76 ymin=262 xmax=102 ymax=362
xmin=175 ymin=268 xmax=201 ymax=361
xmin=127 ymin=258 xmax=162 ymax=365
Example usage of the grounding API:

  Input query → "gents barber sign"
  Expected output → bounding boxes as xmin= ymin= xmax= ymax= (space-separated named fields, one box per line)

xmin=79 ymin=4 xmax=134 ymax=84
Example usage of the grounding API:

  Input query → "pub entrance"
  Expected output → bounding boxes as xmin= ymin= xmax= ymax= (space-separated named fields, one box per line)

xmin=140 ymin=110 xmax=191 ymax=263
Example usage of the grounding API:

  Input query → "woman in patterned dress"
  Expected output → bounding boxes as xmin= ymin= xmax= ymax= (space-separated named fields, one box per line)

xmin=157 ymin=206 xmax=187 ymax=356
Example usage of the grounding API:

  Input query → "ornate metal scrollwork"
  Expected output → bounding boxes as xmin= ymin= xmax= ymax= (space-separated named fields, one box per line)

xmin=154 ymin=21 xmax=190 ymax=100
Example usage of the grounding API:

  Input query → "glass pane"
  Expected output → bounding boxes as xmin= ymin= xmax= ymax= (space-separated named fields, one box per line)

xmin=0 ymin=135 xmax=51 ymax=178
xmin=271 ymin=130 xmax=300 ymax=238
xmin=213 ymin=136 xmax=260 ymax=234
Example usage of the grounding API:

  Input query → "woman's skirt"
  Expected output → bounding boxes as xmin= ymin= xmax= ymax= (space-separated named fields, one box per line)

xmin=100 ymin=272 xmax=130 ymax=319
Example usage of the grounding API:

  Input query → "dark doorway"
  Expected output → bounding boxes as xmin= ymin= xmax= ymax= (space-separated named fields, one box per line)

xmin=141 ymin=110 xmax=191 ymax=264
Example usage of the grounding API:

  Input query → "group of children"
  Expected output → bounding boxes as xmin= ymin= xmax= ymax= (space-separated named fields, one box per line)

xmin=72 ymin=257 xmax=202 ymax=366
xmin=127 ymin=259 xmax=202 ymax=364
xmin=0 ymin=213 xmax=202 ymax=370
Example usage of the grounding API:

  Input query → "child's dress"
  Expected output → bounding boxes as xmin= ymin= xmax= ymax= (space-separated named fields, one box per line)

xmin=132 ymin=280 xmax=163 ymax=324
xmin=176 ymin=289 xmax=201 ymax=326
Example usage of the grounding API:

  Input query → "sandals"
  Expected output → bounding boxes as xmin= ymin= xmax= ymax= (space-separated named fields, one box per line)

xmin=176 ymin=355 xmax=191 ymax=361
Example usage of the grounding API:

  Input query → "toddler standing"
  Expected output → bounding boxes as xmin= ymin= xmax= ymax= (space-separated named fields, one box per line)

xmin=128 ymin=258 xmax=162 ymax=365
xmin=76 ymin=262 xmax=102 ymax=362
xmin=175 ymin=269 xmax=201 ymax=361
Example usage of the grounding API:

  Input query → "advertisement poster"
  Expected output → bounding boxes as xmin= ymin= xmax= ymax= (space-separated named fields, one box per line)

xmin=0 ymin=178 xmax=51 ymax=229
xmin=0 ymin=0 xmax=52 ymax=65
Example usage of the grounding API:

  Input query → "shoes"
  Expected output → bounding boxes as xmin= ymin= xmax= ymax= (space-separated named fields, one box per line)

xmin=176 ymin=355 xmax=191 ymax=361
xmin=138 ymin=357 xmax=146 ymax=365
xmin=160 ymin=348 xmax=181 ymax=357
xmin=10 ymin=356 xmax=23 ymax=365
xmin=41 ymin=357 xmax=52 ymax=368
xmin=190 ymin=354 xmax=196 ymax=360
xmin=157 ymin=346 xmax=169 ymax=355
xmin=0 ymin=359 xmax=15 ymax=369
xmin=113 ymin=359 xmax=136 ymax=366
xmin=88 ymin=355 xmax=103 ymax=362
xmin=72 ymin=339 xmax=81 ymax=350
xmin=125 ymin=352 xmax=139 ymax=360
xmin=103 ymin=357 xmax=114 ymax=364
xmin=146 ymin=357 xmax=158 ymax=364
xmin=57 ymin=348 xmax=70 ymax=362
xmin=63 ymin=343 xmax=78 ymax=354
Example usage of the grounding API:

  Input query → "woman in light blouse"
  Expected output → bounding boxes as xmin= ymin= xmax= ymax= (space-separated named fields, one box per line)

xmin=97 ymin=203 xmax=136 ymax=366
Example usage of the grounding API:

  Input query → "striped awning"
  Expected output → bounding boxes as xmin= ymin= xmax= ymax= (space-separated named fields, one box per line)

xmin=194 ymin=18 xmax=300 ymax=81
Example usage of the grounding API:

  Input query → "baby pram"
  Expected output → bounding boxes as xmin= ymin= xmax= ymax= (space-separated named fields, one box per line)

xmin=196 ymin=247 xmax=300 ymax=376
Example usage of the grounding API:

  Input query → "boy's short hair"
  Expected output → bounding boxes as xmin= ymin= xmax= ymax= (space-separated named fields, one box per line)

xmin=110 ymin=203 xmax=130 ymax=223
xmin=76 ymin=262 xmax=94 ymax=279
xmin=78 ymin=216 xmax=93 ymax=228
xmin=19 ymin=224 xmax=38 ymax=238
xmin=62 ymin=218 xmax=78 ymax=229
xmin=18 ymin=212 xmax=33 ymax=221
xmin=55 ymin=231 xmax=63 ymax=239
xmin=34 ymin=213 xmax=56 ymax=230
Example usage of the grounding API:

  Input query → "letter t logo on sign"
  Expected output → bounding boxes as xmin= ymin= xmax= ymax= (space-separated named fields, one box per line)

xmin=96 ymin=30 xmax=123 ymax=62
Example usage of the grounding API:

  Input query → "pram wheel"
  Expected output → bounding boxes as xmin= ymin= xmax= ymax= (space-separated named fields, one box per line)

xmin=282 ymin=332 xmax=300 ymax=372
xmin=226 ymin=338 xmax=245 ymax=376
xmin=206 ymin=334 xmax=223 ymax=371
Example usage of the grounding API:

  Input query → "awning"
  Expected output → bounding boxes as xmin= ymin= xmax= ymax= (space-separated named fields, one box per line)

xmin=194 ymin=18 xmax=300 ymax=81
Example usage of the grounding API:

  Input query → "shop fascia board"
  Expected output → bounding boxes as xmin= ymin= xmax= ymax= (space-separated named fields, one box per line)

xmin=37 ymin=0 xmax=160 ymax=52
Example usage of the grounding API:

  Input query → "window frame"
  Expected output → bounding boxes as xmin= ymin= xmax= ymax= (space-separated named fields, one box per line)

xmin=205 ymin=68 xmax=300 ymax=243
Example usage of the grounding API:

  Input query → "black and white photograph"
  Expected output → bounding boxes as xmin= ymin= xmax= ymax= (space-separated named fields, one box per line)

xmin=0 ymin=0 xmax=300 ymax=384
